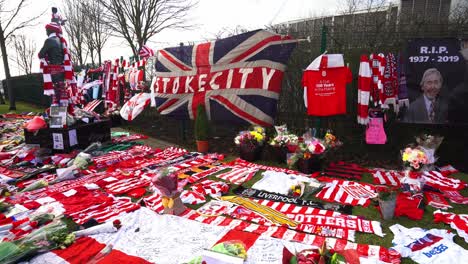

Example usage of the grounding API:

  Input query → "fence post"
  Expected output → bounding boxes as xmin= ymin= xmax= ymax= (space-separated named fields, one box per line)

xmin=314 ymin=24 xmax=328 ymax=136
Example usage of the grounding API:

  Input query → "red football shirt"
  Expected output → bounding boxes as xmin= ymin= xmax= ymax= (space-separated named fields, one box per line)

xmin=302 ymin=67 xmax=352 ymax=116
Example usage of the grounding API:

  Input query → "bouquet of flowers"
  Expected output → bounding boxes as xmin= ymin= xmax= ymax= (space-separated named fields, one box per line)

xmin=287 ymin=139 xmax=326 ymax=169
xmin=324 ymin=131 xmax=342 ymax=148
xmin=269 ymin=134 xmax=299 ymax=148
xmin=402 ymin=147 xmax=429 ymax=171
xmin=415 ymin=134 xmax=443 ymax=164
xmin=234 ymin=126 xmax=266 ymax=151
xmin=0 ymin=220 xmax=75 ymax=264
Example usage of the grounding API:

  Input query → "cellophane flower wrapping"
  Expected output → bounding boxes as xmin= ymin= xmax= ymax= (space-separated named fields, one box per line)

xmin=152 ymin=168 xmax=179 ymax=197
xmin=415 ymin=134 xmax=443 ymax=164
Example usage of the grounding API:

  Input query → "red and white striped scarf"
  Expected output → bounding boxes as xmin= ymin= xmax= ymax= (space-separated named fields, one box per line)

xmin=228 ymin=204 xmax=355 ymax=240
xmin=369 ymin=53 xmax=386 ymax=107
xmin=143 ymin=193 xmax=165 ymax=214
xmin=357 ymin=54 xmax=372 ymax=125
xmin=111 ymin=133 xmax=148 ymax=143
xmin=214 ymin=166 xmax=258 ymax=185
xmin=442 ymin=190 xmax=468 ymax=205
xmin=180 ymin=190 xmax=207 ymax=205
xmin=39 ymin=33 xmax=73 ymax=95
xmin=371 ymin=169 xmax=404 ymax=186
xmin=434 ymin=210 xmax=468 ymax=243
xmin=139 ymin=45 xmax=155 ymax=58
xmin=233 ymin=199 xmax=384 ymax=238
xmin=190 ymin=179 xmax=229 ymax=196
xmin=83 ymin=99 xmax=102 ymax=112
xmin=425 ymin=192 xmax=451 ymax=210
xmin=229 ymin=158 xmax=306 ymax=175
xmin=422 ymin=170 xmax=466 ymax=191
xmin=68 ymin=197 xmax=140 ymax=225
xmin=437 ymin=165 xmax=459 ymax=176
xmin=315 ymin=179 xmax=377 ymax=207
xmin=180 ymin=209 xmax=400 ymax=263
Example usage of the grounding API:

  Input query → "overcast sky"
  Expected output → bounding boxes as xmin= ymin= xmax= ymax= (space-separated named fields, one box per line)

xmin=1 ymin=0 xmax=349 ymax=79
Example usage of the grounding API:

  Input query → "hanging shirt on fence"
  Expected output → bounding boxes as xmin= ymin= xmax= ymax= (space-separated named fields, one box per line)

xmin=302 ymin=64 xmax=352 ymax=116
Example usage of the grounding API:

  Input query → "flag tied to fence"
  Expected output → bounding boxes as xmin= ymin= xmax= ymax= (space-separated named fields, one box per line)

xmin=151 ymin=29 xmax=297 ymax=126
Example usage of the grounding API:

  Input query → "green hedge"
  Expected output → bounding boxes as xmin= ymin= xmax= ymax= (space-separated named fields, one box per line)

xmin=4 ymin=74 xmax=51 ymax=107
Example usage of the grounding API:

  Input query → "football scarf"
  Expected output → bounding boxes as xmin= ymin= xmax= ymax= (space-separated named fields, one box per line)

xmin=425 ymin=192 xmax=452 ymax=210
xmin=371 ymin=170 xmax=404 ymax=186
xmin=381 ymin=53 xmax=398 ymax=110
xmin=442 ymin=190 xmax=468 ymax=205
xmin=422 ymin=171 xmax=466 ymax=191
xmin=437 ymin=165 xmax=459 ymax=176
xmin=315 ymin=179 xmax=377 ymax=207
xmin=180 ymin=190 xmax=207 ymax=205
xmin=181 ymin=209 xmax=401 ymax=264
xmin=143 ymin=193 xmax=165 ymax=214
xmin=101 ymin=176 xmax=151 ymax=195
xmin=220 ymin=196 xmax=299 ymax=227
xmin=233 ymin=198 xmax=384 ymax=237
xmin=234 ymin=186 xmax=325 ymax=210
xmin=111 ymin=133 xmax=149 ymax=143
xmin=68 ymin=197 xmax=140 ymax=225
xmin=229 ymin=158 xmax=306 ymax=175
xmin=214 ymin=166 xmax=258 ymax=185
xmin=228 ymin=204 xmax=355 ymax=240
xmin=357 ymin=54 xmax=372 ymax=125
xmin=190 ymin=179 xmax=229 ymax=197
xmin=434 ymin=210 xmax=468 ymax=243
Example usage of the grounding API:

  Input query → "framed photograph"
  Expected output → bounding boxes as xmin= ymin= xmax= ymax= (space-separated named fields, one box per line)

xmin=49 ymin=106 xmax=67 ymax=128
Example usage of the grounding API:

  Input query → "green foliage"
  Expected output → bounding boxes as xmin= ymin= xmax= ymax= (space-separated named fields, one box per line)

xmin=194 ymin=104 xmax=209 ymax=141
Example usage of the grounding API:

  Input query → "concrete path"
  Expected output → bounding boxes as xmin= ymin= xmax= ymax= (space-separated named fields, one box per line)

xmin=111 ymin=127 xmax=179 ymax=149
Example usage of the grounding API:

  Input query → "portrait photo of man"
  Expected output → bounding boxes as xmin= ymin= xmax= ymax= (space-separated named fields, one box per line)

xmin=404 ymin=68 xmax=448 ymax=124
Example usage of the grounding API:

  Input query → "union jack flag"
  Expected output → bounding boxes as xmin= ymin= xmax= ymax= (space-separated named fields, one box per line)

xmin=151 ymin=29 xmax=297 ymax=126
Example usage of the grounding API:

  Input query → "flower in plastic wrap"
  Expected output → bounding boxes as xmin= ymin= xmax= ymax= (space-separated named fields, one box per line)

xmin=415 ymin=134 xmax=443 ymax=164
xmin=211 ymin=241 xmax=247 ymax=259
xmin=72 ymin=152 xmax=92 ymax=169
xmin=151 ymin=168 xmax=178 ymax=197
xmin=401 ymin=147 xmax=429 ymax=171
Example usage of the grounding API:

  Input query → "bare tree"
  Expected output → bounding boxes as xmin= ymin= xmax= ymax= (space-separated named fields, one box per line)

xmin=63 ymin=0 xmax=87 ymax=67
xmin=98 ymin=0 xmax=197 ymax=58
xmin=0 ymin=0 xmax=45 ymax=110
xmin=82 ymin=0 xmax=111 ymax=65
xmin=10 ymin=34 xmax=35 ymax=75
xmin=450 ymin=1 xmax=468 ymax=26
xmin=208 ymin=26 xmax=250 ymax=40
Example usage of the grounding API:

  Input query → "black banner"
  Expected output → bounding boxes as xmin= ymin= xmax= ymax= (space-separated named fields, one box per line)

xmin=233 ymin=186 xmax=352 ymax=214
xmin=400 ymin=38 xmax=467 ymax=124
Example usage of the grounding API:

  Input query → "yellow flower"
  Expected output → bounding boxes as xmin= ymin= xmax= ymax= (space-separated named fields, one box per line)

xmin=402 ymin=153 xmax=409 ymax=161
xmin=250 ymin=131 xmax=263 ymax=142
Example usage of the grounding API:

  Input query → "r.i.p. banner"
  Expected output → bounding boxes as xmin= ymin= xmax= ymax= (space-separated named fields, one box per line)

xmin=151 ymin=29 xmax=297 ymax=126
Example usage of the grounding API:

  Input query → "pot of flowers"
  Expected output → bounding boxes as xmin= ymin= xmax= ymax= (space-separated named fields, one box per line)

xmin=234 ymin=127 xmax=266 ymax=162
xmin=288 ymin=140 xmax=326 ymax=174
xmin=376 ymin=186 xmax=398 ymax=220
xmin=194 ymin=105 xmax=210 ymax=153
xmin=269 ymin=133 xmax=299 ymax=163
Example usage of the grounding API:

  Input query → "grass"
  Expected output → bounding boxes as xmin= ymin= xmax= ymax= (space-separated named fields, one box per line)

xmin=0 ymin=101 xmax=43 ymax=114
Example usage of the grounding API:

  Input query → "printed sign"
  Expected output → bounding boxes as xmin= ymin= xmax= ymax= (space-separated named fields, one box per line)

xmin=400 ymin=38 xmax=467 ymax=124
